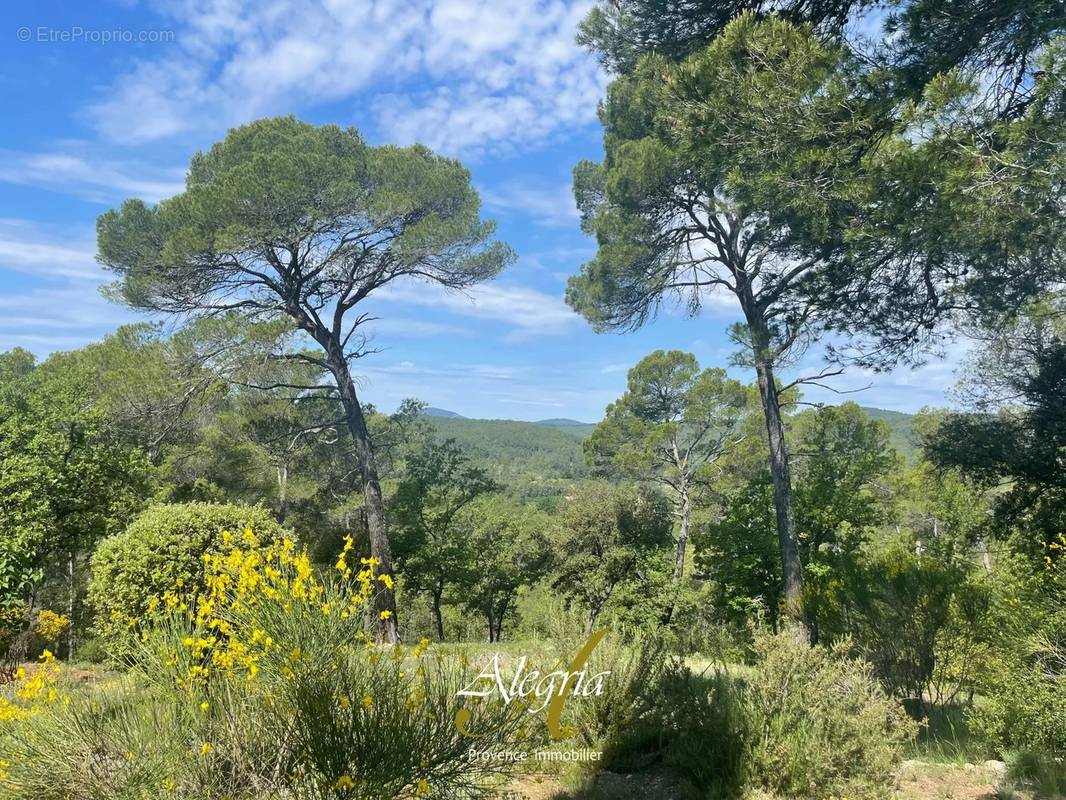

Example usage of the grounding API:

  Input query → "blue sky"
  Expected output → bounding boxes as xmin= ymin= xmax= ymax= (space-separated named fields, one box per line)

xmin=0 ymin=0 xmax=962 ymax=421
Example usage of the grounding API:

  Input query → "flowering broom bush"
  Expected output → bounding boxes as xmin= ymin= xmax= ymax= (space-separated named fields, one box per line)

xmin=0 ymin=530 xmax=533 ymax=799
xmin=0 ymin=649 xmax=65 ymax=786
xmin=30 ymin=612 xmax=68 ymax=649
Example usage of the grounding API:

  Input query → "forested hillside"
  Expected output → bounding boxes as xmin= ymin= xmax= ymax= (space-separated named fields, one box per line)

xmin=425 ymin=415 xmax=590 ymax=493
xmin=857 ymin=407 xmax=916 ymax=460
xmin=424 ymin=406 xmax=914 ymax=480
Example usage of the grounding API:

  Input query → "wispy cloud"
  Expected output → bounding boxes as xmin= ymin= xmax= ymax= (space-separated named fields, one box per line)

xmin=86 ymin=0 xmax=605 ymax=159
xmin=375 ymin=278 xmax=584 ymax=340
xmin=365 ymin=317 xmax=474 ymax=339
xmin=781 ymin=335 xmax=971 ymax=412
xmin=480 ymin=180 xmax=579 ymax=228
xmin=0 ymin=147 xmax=185 ymax=203
xmin=0 ymin=285 xmax=142 ymax=354
xmin=0 ymin=221 xmax=144 ymax=354
xmin=0 ymin=220 xmax=102 ymax=280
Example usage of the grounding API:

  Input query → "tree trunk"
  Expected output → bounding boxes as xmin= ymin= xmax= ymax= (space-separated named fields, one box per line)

xmin=494 ymin=598 xmax=508 ymax=642
xmin=673 ymin=484 xmax=690 ymax=581
xmin=67 ymin=550 xmax=76 ymax=661
xmin=432 ymin=587 xmax=446 ymax=642
xmin=661 ymin=478 xmax=691 ymax=625
xmin=747 ymin=317 xmax=808 ymax=639
xmin=276 ymin=463 xmax=288 ymax=523
xmin=328 ymin=355 xmax=399 ymax=643
xmin=585 ymin=593 xmax=606 ymax=635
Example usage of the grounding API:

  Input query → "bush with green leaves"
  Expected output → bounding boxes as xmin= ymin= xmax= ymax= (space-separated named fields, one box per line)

xmin=632 ymin=665 xmax=752 ymax=799
xmin=3 ymin=531 xmax=533 ymax=799
xmin=1002 ymin=749 xmax=1066 ymax=799
xmin=87 ymin=502 xmax=286 ymax=652
xmin=585 ymin=632 xmax=914 ymax=800
xmin=747 ymin=633 xmax=917 ymax=800
xmin=970 ymin=653 xmax=1066 ymax=758
xmin=968 ymin=616 xmax=1066 ymax=760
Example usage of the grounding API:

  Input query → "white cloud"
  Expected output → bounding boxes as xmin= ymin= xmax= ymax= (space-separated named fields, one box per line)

xmin=0 ymin=220 xmax=102 ymax=280
xmin=0 ymin=147 xmax=185 ymax=203
xmin=375 ymin=278 xmax=584 ymax=340
xmin=480 ymin=180 xmax=579 ymax=227
xmin=0 ymin=221 xmax=146 ymax=354
xmin=0 ymin=285 xmax=142 ymax=354
xmin=781 ymin=335 xmax=972 ymax=412
xmin=364 ymin=317 xmax=473 ymax=339
xmin=88 ymin=0 xmax=605 ymax=158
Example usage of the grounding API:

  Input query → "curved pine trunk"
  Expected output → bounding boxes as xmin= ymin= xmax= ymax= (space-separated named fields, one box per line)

xmin=329 ymin=355 xmax=399 ymax=644
xmin=742 ymin=305 xmax=808 ymax=640
xmin=753 ymin=355 xmax=807 ymax=638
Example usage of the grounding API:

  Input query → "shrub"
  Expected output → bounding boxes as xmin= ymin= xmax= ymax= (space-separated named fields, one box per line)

xmin=571 ymin=634 xmax=671 ymax=767
xmin=585 ymin=633 xmax=913 ymax=800
xmin=3 ymin=530 xmax=533 ymax=799
xmin=573 ymin=640 xmax=750 ymax=800
xmin=1003 ymin=750 xmax=1066 ymax=799
xmin=0 ymin=681 xmax=201 ymax=799
xmin=747 ymin=632 xmax=917 ymax=800
xmin=969 ymin=641 xmax=1066 ymax=758
xmin=838 ymin=543 xmax=961 ymax=708
xmin=88 ymin=502 xmax=285 ymax=652
xmin=968 ymin=539 xmax=1066 ymax=762
xmin=650 ymin=666 xmax=751 ymax=799
xmin=0 ymin=649 xmax=63 ymax=724
xmin=0 ymin=605 xmax=28 ymax=682
xmin=32 ymin=610 xmax=68 ymax=646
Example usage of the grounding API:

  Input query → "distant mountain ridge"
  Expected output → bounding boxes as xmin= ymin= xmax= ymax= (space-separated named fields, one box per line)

xmin=421 ymin=404 xmax=917 ymax=465
xmin=423 ymin=407 xmax=594 ymax=427
xmin=424 ymin=407 xmax=465 ymax=419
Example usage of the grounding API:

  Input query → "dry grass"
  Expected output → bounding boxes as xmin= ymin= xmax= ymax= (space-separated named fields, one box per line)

xmin=498 ymin=760 xmax=1018 ymax=800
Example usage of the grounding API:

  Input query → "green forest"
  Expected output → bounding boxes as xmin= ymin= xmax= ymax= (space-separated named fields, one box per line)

xmin=0 ymin=0 xmax=1064 ymax=798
